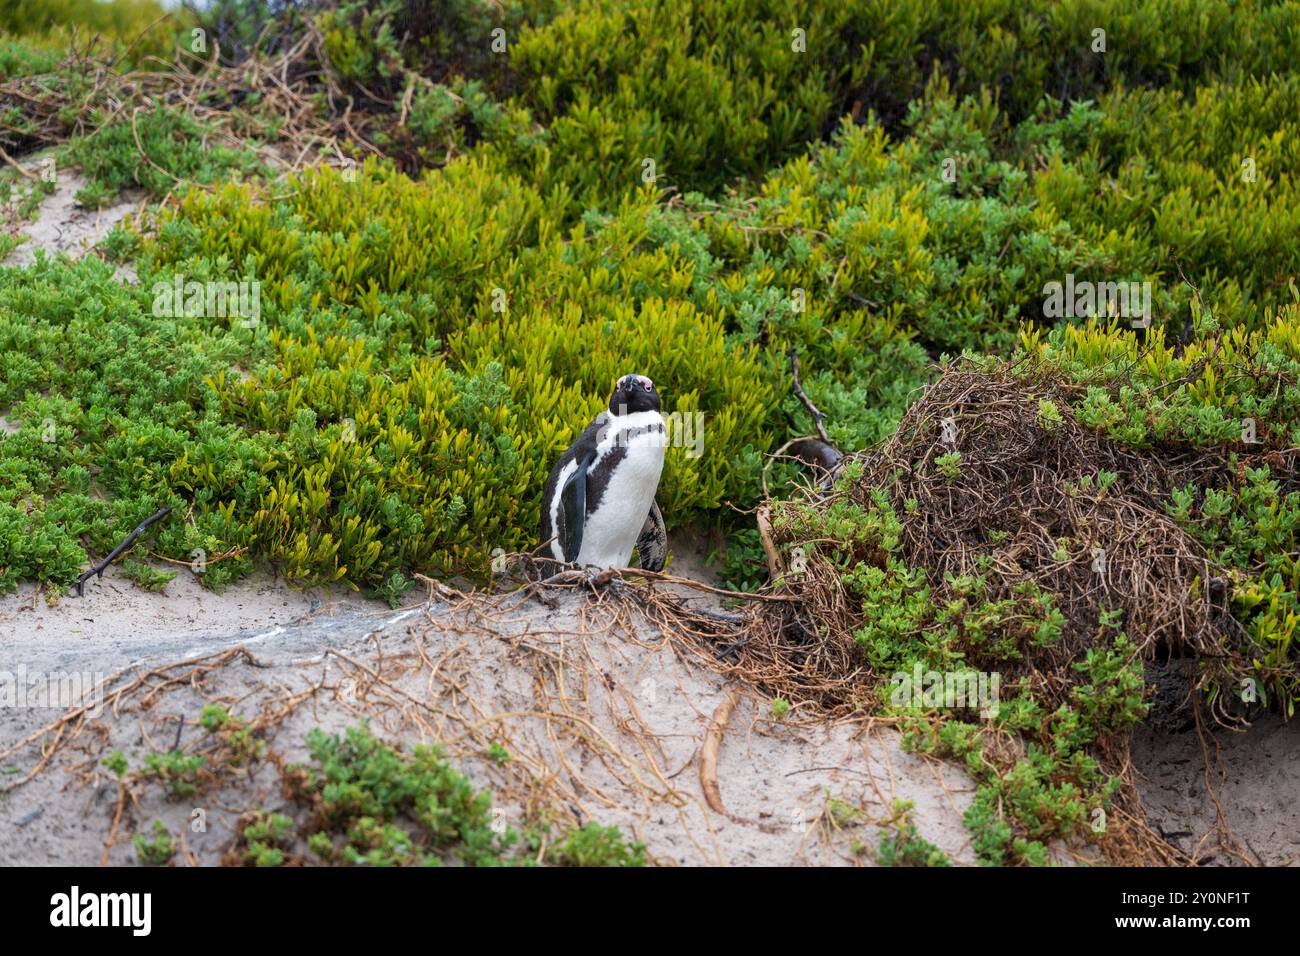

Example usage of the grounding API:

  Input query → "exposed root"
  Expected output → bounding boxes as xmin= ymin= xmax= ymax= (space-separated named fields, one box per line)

xmin=699 ymin=689 xmax=741 ymax=816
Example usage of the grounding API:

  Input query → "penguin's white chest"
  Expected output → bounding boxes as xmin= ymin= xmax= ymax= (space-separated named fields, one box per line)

xmin=577 ymin=413 xmax=665 ymax=569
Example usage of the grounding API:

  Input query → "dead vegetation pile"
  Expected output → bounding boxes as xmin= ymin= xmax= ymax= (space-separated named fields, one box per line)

xmin=737 ymin=361 xmax=1247 ymax=713
xmin=705 ymin=358 xmax=1278 ymax=864
xmin=0 ymin=20 xmax=489 ymax=183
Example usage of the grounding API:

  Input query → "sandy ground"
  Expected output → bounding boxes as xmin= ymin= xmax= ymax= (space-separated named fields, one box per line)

xmin=2 ymin=165 xmax=142 ymax=271
xmin=1 ymin=567 xmax=382 ymax=671
xmin=0 ymin=565 xmax=985 ymax=867
xmin=0 ymin=551 xmax=1296 ymax=866
xmin=1130 ymin=662 xmax=1300 ymax=866
xmin=0 ymin=529 xmax=721 ymax=676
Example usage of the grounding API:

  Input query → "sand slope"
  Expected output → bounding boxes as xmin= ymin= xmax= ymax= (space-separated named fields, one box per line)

xmin=1 ymin=571 xmax=982 ymax=866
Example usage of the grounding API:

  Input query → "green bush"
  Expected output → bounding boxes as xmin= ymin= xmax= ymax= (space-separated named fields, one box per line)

xmin=0 ymin=0 xmax=186 ymax=63
xmin=124 ymin=145 xmax=942 ymax=583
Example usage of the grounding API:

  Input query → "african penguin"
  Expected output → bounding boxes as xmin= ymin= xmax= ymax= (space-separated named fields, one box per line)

xmin=539 ymin=374 xmax=668 ymax=572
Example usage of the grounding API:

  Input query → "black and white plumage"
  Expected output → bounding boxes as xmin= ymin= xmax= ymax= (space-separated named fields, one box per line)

xmin=539 ymin=374 xmax=668 ymax=572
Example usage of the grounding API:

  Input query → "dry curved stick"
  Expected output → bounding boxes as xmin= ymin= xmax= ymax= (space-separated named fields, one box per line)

xmin=0 ymin=142 xmax=38 ymax=178
xmin=699 ymin=688 xmax=741 ymax=816
xmin=759 ymin=349 xmax=843 ymax=499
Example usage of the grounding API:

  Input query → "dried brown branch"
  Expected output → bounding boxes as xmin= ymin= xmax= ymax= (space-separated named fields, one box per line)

xmin=699 ymin=689 xmax=741 ymax=816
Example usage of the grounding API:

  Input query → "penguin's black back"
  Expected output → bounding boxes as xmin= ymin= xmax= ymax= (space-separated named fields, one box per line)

xmin=539 ymin=412 xmax=605 ymax=559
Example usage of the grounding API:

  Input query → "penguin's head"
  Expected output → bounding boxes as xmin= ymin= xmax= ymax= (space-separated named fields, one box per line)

xmin=609 ymin=373 xmax=660 ymax=415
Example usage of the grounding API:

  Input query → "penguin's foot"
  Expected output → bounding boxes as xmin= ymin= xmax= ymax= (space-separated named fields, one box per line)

xmin=602 ymin=575 xmax=631 ymax=598
xmin=527 ymin=563 xmax=628 ymax=600
xmin=580 ymin=565 xmax=623 ymax=592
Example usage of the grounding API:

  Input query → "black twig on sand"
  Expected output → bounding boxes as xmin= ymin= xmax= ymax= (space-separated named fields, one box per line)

xmin=74 ymin=507 xmax=171 ymax=596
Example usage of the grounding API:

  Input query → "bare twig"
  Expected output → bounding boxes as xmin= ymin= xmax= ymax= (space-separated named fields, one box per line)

xmin=788 ymin=346 xmax=831 ymax=445
xmin=75 ymin=506 xmax=171 ymax=595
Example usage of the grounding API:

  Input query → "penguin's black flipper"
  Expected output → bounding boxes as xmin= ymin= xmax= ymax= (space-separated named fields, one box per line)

xmin=559 ymin=448 xmax=595 ymax=561
xmin=636 ymin=499 xmax=668 ymax=572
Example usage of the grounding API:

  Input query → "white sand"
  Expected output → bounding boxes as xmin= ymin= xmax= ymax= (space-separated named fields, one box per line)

xmin=3 ymin=165 xmax=142 ymax=270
